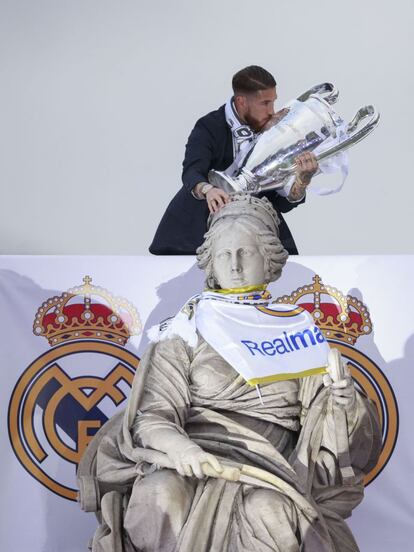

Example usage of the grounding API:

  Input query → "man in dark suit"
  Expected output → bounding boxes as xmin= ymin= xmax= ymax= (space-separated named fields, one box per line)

xmin=149 ymin=65 xmax=318 ymax=256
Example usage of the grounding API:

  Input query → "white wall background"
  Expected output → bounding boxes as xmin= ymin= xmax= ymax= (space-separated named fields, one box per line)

xmin=0 ymin=0 xmax=412 ymax=254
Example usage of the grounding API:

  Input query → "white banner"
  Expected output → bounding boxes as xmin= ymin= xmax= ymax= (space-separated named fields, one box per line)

xmin=0 ymin=255 xmax=412 ymax=551
xmin=196 ymin=300 xmax=330 ymax=385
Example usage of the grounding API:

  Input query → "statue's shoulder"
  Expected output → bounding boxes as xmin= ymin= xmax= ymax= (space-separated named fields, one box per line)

xmin=146 ymin=299 xmax=199 ymax=349
xmin=146 ymin=316 xmax=175 ymax=343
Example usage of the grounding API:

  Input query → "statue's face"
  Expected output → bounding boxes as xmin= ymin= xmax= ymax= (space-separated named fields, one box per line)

xmin=211 ymin=226 xmax=266 ymax=289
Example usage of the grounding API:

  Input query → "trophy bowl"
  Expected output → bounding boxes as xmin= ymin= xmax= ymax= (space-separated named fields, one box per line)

xmin=208 ymin=83 xmax=380 ymax=194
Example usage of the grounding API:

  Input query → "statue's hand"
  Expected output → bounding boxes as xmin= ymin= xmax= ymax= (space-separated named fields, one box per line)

xmin=323 ymin=348 xmax=356 ymax=409
xmin=168 ymin=443 xmax=223 ymax=479
xmin=324 ymin=376 xmax=357 ymax=409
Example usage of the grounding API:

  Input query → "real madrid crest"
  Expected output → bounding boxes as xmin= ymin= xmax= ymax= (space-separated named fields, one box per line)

xmin=276 ymin=274 xmax=399 ymax=485
xmin=8 ymin=276 xmax=142 ymax=501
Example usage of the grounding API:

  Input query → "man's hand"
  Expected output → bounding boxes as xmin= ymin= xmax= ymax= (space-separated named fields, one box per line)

xmin=206 ymin=187 xmax=230 ymax=214
xmin=167 ymin=443 xmax=223 ymax=479
xmin=288 ymin=151 xmax=319 ymax=201
xmin=295 ymin=151 xmax=319 ymax=184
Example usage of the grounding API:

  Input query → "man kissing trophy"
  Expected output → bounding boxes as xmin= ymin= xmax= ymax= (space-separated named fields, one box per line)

xmin=209 ymin=81 xmax=379 ymax=197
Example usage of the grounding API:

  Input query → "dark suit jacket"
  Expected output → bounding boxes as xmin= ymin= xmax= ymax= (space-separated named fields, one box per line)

xmin=149 ymin=105 xmax=305 ymax=255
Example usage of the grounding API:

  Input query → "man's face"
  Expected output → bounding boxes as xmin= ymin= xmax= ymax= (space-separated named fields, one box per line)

xmin=238 ymin=87 xmax=277 ymax=132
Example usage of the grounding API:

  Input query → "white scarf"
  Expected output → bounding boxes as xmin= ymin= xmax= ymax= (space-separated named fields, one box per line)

xmin=148 ymin=289 xmax=329 ymax=385
xmin=147 ymin=289 xmax=271 ymax=347
xmin=224 ymin=97 xmax=257 ymax=176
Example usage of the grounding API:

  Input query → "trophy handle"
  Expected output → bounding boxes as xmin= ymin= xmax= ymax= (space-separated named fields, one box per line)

xmin=274 ymin=105 xmax=380 ymax=180
xmin=297 ymin=82 xmax=339 ymax=105
xmin=315 ymin=105 xmax=380 ymax=163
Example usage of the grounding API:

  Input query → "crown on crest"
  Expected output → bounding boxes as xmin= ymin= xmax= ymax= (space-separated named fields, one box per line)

xmin=276 ymin=275 xmax=372 ymax=344
xmin=33 ymin=276 xmax=142 ymax=347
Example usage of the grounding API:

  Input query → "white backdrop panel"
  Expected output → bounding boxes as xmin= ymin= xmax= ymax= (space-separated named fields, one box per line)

xmin=0 ymin=255 xmax=412 ymax=551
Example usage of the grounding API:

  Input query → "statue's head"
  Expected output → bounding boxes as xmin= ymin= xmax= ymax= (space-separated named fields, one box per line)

xmin=196 ymin=193 xmax=288 ymax=290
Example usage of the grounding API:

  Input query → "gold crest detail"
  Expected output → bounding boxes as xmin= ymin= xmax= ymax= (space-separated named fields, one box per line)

xmin=276 ymin=274 xmax=372 ymax=344
xmin=33 ymin=276 xmax=142 ymax=346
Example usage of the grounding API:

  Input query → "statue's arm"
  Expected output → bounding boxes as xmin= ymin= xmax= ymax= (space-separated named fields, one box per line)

xmin=297 ymin=350 xmax=381 ymax=484
xmin=131 ymin=337 xmax=222 ymax=478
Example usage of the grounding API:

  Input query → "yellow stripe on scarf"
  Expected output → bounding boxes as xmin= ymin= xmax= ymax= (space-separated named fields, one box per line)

xmin=208 ymin=284 xmax=268 ymax=295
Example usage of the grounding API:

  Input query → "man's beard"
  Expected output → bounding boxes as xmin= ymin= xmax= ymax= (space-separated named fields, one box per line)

xmin=243 ymin=111 xmax=271 ymax=133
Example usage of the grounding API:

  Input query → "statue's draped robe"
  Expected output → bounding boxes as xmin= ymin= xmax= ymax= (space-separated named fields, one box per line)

xmin=91 ymin=334 xmax=381 ymax=552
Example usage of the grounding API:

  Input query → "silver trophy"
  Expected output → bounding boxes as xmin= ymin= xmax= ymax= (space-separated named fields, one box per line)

xmin=209 ymin=83 xmax=380 ymax=193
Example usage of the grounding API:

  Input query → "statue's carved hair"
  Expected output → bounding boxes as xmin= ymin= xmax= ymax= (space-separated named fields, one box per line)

xmin=196 ymin=214 xmax=288 ymax=290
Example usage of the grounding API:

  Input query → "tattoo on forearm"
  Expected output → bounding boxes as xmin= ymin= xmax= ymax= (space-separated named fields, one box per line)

xmin=288 ymin=179 xmax=307 ymax=201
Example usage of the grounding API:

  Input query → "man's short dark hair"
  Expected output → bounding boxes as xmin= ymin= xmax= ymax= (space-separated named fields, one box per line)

xmin=232 ymin=65 xmax=276 ymax=95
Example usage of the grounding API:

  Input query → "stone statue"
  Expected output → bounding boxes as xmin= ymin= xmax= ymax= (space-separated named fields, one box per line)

xmin=78 ymin=194 xmax=381 ymax=552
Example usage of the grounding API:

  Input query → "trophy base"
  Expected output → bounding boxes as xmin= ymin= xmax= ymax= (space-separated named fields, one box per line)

xmin=208 ymin=170 xmax=245 ymax=193
xmin=209 ymin=169 xmax=289 ymax=195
